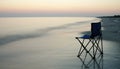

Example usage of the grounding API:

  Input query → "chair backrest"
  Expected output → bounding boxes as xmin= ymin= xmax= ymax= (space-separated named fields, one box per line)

xmin=90 ymin=22 xmax=101 ymax=38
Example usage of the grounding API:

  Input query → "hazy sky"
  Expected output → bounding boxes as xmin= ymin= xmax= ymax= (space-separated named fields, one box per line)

xmin=0 ymin=0 xmax=120 ymax=17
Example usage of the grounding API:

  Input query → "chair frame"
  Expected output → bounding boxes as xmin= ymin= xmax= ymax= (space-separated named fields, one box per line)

xmin=76 ymin=35 xmax=103 ymax=59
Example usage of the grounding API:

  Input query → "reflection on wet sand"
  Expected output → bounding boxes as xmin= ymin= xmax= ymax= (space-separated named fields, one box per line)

xmin=78 ymin=53 xmax=103 ymax=69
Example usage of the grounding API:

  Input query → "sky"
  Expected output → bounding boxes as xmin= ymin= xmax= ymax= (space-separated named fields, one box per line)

xmin=0 ymin=0 xmax=120 ymax=17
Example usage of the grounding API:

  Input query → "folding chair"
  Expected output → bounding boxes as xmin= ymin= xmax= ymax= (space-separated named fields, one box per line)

xmin=75 ymin=22 xmax=103 ymax=60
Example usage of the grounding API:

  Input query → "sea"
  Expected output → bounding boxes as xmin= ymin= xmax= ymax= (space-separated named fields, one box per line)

xmin=0 ymin=17 xmax=120 ymax=69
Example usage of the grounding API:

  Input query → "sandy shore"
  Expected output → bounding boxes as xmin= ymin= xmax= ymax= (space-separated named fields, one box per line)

xmin=101 ymin=17 xmax=120 ymax=42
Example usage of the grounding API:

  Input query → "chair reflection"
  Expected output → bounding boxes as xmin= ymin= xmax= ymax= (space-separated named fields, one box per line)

xmin=78 ymin=53 xmax=103 ymax=69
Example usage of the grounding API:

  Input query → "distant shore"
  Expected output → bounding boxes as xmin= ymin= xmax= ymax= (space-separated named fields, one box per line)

xmin=98 ymin=15 xmax=120 ymax=18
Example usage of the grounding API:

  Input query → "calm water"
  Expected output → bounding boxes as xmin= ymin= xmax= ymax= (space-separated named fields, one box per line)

xmin=0 ymin=17 xmax=120 ymax=69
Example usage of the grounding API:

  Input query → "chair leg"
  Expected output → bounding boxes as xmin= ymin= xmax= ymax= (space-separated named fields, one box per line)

xmin=76 ymin=38 xmax=94 ymax=59
xmin=101 ymin=37 xmax=103 ymax=54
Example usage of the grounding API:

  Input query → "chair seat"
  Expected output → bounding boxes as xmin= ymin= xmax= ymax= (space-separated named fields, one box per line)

xmin=80 ymin=34 xmax=90 ymax=39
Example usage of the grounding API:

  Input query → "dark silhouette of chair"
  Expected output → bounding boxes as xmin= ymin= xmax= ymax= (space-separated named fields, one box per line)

xmin=75 ymin=22 xmax=103 ymax=59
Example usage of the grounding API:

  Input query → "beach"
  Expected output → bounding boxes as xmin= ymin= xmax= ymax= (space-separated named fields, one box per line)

xmin=0 ymin=17 xmax=120 ymax=69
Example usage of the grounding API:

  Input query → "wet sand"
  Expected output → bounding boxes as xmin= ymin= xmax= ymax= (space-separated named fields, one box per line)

xmin=98 ymin=17 xmax=120 ymax=69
